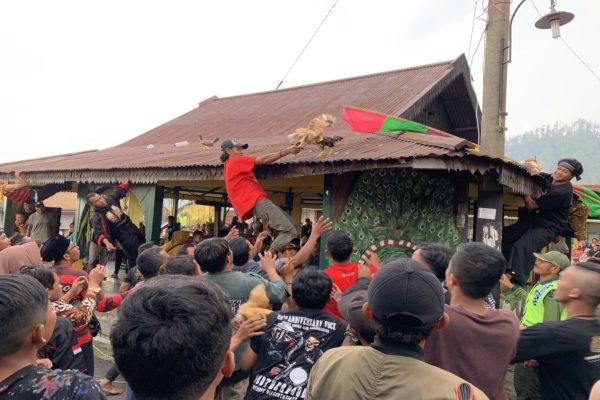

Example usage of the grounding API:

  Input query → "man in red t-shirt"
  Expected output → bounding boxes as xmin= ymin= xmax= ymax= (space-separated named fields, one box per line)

xmin=323 ymin=231 xmax=377 ymax=319
xmin=221 ymin=139 xmax=301 ymax=252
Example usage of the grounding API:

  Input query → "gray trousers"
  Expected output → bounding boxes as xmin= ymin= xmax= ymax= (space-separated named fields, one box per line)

xmin=253 ymin=198 xmax=300 ymax=252
xmin=87 ymin=241 xmax=109 ymax=271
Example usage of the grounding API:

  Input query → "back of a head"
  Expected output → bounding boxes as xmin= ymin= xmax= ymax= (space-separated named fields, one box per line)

xmin=367 ymin=258 xmax=445 ymax=345
xmin=229 ymin=237 xmax=250 ymax=266
xmin=138 ymin=241 xmax=157 ymax=254
xmin=9 ymin=234 xmax=28 ymax=246
xmin=19 ymin=264 xmax=55 ymax=289
xmin=0 ymin=275 xmax=48 ymax=357
xmin=40 ymin=235 xmax=70 ymax=263
xmin=326 ymin=231 xmax=353 ymax=262
xmin=194 ymin=238 xmax=230 ymax=273
xmin=111 ymin=275 xmax=231 ymax=400
xmin=136 ymin=247 xmax=165 ymax=280
xmin=450 ymin=242 xmax=507 ymax=299
xmin=292 ymin=269 xmax=332 ymax=309
xmin=161 ymin=256 xmax=198 ymax=277
xmin=415 ymin=243 xmax=455 ymax=282
xmin=572 ymin=262 xmax=600 ymax=309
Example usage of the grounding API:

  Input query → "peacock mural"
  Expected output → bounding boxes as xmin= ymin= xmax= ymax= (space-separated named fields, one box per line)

xmin=333 ymin=168 xmax=465 ymax=263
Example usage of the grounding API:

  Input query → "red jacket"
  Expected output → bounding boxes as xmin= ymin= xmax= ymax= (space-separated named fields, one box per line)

xmin=323 ymin=262 xmax=377 ymax=319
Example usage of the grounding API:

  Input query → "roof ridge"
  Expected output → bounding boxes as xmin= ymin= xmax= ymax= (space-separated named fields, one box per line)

xmin=212 ymin=58 xmax=457 ymax=102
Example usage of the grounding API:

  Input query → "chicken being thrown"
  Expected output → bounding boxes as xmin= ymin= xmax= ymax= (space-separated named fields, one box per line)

xmin=289 ymin=114 xmax=340 ymax=157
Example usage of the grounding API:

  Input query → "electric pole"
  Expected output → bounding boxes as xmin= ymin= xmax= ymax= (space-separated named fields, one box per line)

xmin=480 ymin=1 xmax=510 ymax=157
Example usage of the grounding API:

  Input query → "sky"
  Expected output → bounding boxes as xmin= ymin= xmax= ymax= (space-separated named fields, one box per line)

xmin=1 ymin=0 xmax=599 ymax=163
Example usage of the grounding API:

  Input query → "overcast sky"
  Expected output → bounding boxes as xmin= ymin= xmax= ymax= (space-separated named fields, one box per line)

xmin=1 ymin=0 xmax=598 ymax=163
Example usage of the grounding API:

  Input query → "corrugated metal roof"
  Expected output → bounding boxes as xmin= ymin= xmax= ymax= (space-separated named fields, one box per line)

xmin=0 ymin=56 xmax=472 ymax=175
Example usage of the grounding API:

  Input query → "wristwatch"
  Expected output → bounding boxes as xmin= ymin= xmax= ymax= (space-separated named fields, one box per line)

xmin=86 ymin=287 xmax=100 ymax=296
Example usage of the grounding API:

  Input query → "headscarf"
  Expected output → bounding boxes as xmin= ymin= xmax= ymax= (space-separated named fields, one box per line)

xmin=0 ymin=241 xmax=42 ymax=275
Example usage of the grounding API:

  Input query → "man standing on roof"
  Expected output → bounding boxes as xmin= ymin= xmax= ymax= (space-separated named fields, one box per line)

xmin=86 ymin=183 xmax=145 ymax=268
xmin=502 ymin=159 xmax=583 ymax=286
xmin=220 ymin=139 xmax=301 ymax=252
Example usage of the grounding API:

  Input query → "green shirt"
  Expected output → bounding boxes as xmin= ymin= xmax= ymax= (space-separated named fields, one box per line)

xmin=204 ymin=270 xmax=288 ymax=315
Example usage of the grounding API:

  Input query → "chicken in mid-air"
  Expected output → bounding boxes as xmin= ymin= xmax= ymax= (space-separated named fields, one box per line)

xmin=197 ymin=135 xmax=219 ymax=148
xmin=288 ymin=114 xmax=337 ymax=148
xmin=316 ymin=136 xmax=343 ymax=157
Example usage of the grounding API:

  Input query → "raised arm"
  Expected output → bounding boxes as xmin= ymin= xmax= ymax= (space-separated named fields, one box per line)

xmin=3 ymin=171 xmax=30 ymax=192
xmin=292 ymin=216 xmax=332 ymax=268
xmin=255 ymin=147 xmax=301 ymax=165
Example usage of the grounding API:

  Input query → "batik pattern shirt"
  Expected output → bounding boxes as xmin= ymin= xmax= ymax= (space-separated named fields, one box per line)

xmin=0 ymin=365 xmax=105 ymax=399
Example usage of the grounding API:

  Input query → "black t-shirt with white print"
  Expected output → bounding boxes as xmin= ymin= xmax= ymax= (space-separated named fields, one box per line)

xmin=244 ymin=307 xmax=346 ymax=400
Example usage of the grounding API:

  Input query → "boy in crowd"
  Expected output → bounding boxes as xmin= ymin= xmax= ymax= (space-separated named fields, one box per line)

xmin=425 ymin=242 xmax=519 ymax=400
xmin=0 ymin=275 xmax=105 ymax=399
xmin=41 ymin=235 xmax=125 ymax=376
xmin=513 ymin=262 xmax=600 ymax=400
xmin=240 ymin=269 xmax=346 ymax=400
xmin=111 ymin=276 xmax=235 ymax=400
xmin=322 ymin=232 xmax=377 ymax=319
xmin=306 ymin=259 xmax=488 ymax=399
xmin=196 ymin=238 xmax=290 ymax=398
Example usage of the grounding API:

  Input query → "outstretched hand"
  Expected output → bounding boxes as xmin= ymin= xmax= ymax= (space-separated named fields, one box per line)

xmin=224 ymin=227 xmax=240 ymax=242
xmin=284 ymin=146 xmax=302 ymax=156
xmin=311 ymin=216 xmax=333 ymax=238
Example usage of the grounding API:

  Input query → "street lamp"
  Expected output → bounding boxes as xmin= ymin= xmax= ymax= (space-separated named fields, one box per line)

xmin=535 ymin=0 xmax=575 ymax=39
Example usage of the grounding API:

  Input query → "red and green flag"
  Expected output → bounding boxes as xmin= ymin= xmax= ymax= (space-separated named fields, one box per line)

xmin=573 ymin=185 xmax=600 ymax=218
xmin=342 ymin=106 xmax=446 ymax=137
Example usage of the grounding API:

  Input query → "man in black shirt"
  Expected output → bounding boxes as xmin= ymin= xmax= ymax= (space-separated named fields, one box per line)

xmin=513 ymin=262 xmax=600 ymax=400
xmin=240 ymin=269 xmax=346 ymax=400
xmin=502 ymin=159 xmax=583 ymax=285
xmin=0 ymin=275 xmax=104 ymax=399
xmin=87 ymin=184 xmax=145 ymax=268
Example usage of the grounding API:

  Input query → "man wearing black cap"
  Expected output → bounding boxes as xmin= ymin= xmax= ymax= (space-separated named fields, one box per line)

xmin=503 ymin=158 xmax=583 ymax=285
xmin=306 ymin=259 xmax=489 ymax=400
xmin=220 ymin=139 xmax=301 ymax=252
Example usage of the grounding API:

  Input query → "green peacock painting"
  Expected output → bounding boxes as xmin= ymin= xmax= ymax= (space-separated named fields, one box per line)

xmin=333 ymin=168 xmax=465 ymax=263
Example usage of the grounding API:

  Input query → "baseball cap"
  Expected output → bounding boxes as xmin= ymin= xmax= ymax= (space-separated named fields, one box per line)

xmin=367 ymin=258 xmax=444 ymax=327
xmin=221 ymin=139 xmax=248 ymax=150
xmin=533 ymin=251 xmax=571 ymax=270
xmin=41 ymin=235 xmax=70 ymax=262
xmin=338 ymin=290 xmax=377 ymax=343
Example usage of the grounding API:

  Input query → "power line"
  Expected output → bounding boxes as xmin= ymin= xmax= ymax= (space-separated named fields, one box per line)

xmin=559 ymin=37 xmax=600 ymax=84
xmin=467 ymin=0 xmax=479 ymax=62
xmin=275 ymin=0 xmax=340 ymax=90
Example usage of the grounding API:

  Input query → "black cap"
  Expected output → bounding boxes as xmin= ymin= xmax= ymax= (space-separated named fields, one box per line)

xmin=367 ymin=258 xmax=444 ymax=327
xmin=221 ymin=139 xmax=248 ymax=150
xmin=41 ymin=235 xmax=70 ymax=262
xmin=338 ymin=290 xmax=377 ymax=343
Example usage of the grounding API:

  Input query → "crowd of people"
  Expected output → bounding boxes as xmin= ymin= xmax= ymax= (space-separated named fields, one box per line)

xmin=0 ymin=155 xmax=599 ymax=399
xmin=1 ymin=210 xmax=599 ymax=399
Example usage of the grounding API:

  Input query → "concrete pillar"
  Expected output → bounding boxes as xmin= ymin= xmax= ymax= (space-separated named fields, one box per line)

xmin=480 ymin=0 xmax=510 ymax=157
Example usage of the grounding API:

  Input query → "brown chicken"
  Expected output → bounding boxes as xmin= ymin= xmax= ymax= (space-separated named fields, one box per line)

xmin=316 ymin=136 xmax=343 ymax=157
xmin=288 ymin=114 xmax=337 ymax=148
xmin=234 ymin=284 xmax=272 ymax=324
xmin=197 ymin=135 xmax=219 ymax=148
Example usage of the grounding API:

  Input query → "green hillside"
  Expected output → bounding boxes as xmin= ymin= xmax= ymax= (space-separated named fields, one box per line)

xmin=506 ymin=119 xmax=600 ymax=184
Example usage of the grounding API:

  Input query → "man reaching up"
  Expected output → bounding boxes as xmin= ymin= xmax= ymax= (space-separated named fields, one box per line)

xmin=220 ymin=139 xmax=301 ymax=252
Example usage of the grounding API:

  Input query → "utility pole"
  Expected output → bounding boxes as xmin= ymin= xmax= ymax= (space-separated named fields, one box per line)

xmin=480 ymin=1 xmax=510 ymax=157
